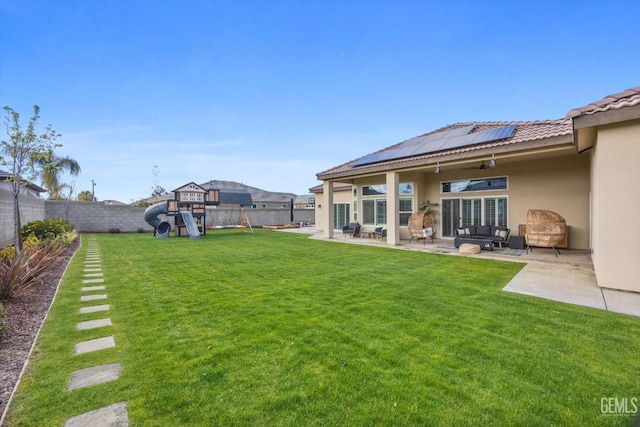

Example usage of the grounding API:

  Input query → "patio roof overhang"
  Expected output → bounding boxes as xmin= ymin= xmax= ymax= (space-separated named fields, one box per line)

xmin=572 ymin=103 xmax=640 ymax=153
xmin=317 ymin=133 xmax=575 ymax=182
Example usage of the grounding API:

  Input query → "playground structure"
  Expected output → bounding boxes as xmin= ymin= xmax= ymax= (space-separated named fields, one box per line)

xmin=143 ymin=182 xmax=253 ymax=239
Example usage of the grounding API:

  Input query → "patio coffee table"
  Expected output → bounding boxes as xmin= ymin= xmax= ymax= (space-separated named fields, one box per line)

xmin=454 ymin=237 xmax=494 ymax=251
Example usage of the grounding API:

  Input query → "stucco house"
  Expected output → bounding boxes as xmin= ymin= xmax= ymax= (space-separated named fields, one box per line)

xmin=0 ymin=169 xmax=47 ymax=197
xmin=314 ymin=87 xmax=640 ymax=293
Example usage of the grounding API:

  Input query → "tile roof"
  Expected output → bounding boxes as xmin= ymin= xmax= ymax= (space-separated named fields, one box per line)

xmin=566 ymin=86 xmax=640 ymax=118
xmin=317 ymin=119 xmax=572 ymax=178
xmin=0 ymin=169 xmax=47 ymax=193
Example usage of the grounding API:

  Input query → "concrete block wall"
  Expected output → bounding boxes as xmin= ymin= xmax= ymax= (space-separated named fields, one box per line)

xmin=45 ymin=201 xmax=150 ymax=233
xmin=1 ymin=199 xmax=316 ymax=247
xmin=0 ymin=188 xmax=46 ymax=248
xmin=206 ymin=207 xmax=315 ymax=229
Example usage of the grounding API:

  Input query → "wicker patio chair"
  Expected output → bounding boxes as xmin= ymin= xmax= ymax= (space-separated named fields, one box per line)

xmin=525 ymin=209 xmax=567 ymax=257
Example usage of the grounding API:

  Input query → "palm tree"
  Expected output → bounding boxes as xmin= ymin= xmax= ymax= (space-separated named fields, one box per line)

xmin=37 ymin=150 xmax=81 ymax=199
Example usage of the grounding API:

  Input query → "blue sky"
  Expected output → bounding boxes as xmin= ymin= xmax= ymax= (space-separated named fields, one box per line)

xmin=1 ymin=0 xmax=639 ymax=202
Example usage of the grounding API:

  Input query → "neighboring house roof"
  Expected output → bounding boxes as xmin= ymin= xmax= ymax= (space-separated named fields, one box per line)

xmin=293 ymin=194 xmax=315 ymax=204
xmin=0 ymin=169 xmax=47 ymax=194
xmin=139 ymin=180 xmax=299 ymax=205
xmin=217 ymin=190 xmax=253 ymax=206
xmin=201 ymin=180 xmax=296 ymax=204
xmin=317 ymin=119 xmax=573 ymax=180
xmin=566 ymin=86 xmax=640 ymax=118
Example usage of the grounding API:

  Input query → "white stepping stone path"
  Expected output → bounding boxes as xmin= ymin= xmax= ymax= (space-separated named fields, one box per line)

xmin=77 ymin=318 xmax=112 ymax=330
xmin=80 ymin=294 xmax=107 ymax=302
xmin=64 ymin=402 xmax=129 ymax=427
xmin=68 ymin=363 xmax=121 ymax=390
xmin=79 ymin=304 xmax=110 ymax=314
xmin=67 ymin=237 xmax=130 ymax=425
xmin=75 ymin=336 xmax=115 ymax=354
xmin=81 ymin=292 xmax=106 ymax=300
xmin=82 ymin=285 xmax=106 ymax=291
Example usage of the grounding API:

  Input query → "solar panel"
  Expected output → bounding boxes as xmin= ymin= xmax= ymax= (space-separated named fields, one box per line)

xmin=350 ymin=124 xmax=515 ymax=167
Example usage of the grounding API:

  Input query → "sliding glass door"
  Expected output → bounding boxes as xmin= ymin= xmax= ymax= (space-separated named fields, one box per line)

xmin=441 ymin=197 xmax=507 ymax=237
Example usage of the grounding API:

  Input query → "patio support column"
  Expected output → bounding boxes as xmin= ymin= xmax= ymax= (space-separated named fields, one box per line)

xmin=386 ymin=171 xmax=400 ymax=245
xmin=323 ymin=180 xmax=334 ymax=239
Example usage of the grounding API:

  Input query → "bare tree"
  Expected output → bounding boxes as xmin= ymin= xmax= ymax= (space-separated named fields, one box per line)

xmin=1 ymin=105 xmax=61 ymax=253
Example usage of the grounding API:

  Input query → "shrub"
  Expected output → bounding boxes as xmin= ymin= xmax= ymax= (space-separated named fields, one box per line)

xmin=0 ymin=242 xmax=64 ymax=300
xmin=54 ymin=230 xmax=78 ymax=246
xmin=0 ymin=245 xmax=15 ymax=265
xmin=109 ymin=228 xmax=121 ymax=234
xmin=137 ymin=227 xmax=145 ymax=233
xmin=22 ymin=218 xmax=74 ymax=242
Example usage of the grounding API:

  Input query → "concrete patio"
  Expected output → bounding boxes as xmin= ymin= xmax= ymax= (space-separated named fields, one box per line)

xmin=280 ymin=227 xmax=640 ymax=317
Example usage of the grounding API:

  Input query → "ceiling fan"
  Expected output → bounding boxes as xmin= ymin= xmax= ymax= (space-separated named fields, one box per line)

xmin=465 ymin=156 xmax=497 ymax=170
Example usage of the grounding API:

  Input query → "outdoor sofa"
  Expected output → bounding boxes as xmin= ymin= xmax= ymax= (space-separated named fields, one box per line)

xmin=453 ymin=225 xmax=510 ymax=250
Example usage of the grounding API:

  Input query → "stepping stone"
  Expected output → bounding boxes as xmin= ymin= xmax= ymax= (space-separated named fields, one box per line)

xmin=79 ymin=304 xmax=110 ymax=314
xmin=77 ymin=318 xmax=112 ymax=330
xmin=75 ymin=336 xmax=115 ymax=354
xmin=83 ymin=279 xmax=105 ymax=284
xmin=81 ymin=294 xmax=107 ymax=302
xmin=85 ymin=264 xmax=102 ymax=268
xmin=68 ymin=363 xmax=121 ymax=390
xmin=82 ymin=286 xmax=106 ymax=291
xmin=84 ymin=273 xmax=104 ymax=277
xmin=64 ymin=401 xmax=128 ymax=427
xmin=84 ymin=268 xmax=103 ymax=272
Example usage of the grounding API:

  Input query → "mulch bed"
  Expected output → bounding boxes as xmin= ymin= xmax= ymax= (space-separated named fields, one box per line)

xmin=0 ymin=238 xmax=80 ymax=416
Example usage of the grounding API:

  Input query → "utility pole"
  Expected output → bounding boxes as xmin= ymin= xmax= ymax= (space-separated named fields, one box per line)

xmin=91 ymin=179 xmax=97 ymax=201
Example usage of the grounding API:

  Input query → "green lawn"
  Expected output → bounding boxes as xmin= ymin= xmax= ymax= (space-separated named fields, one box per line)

xmin=5 ymin=231 xmax=640 ymax=426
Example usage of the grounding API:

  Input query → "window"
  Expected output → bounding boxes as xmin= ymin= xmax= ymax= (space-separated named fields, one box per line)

xmin=359 ymin=182 xmax=414 ymax=226
xmin=376 ymin=199 xmax=387 ymax=225
xmin=399 ymin=183 xmax=414 ymax=194
xmin=362 ymin=185 xmax=387 ymax=196
xmin=180 ymin=192 xmax=203 ymax=202
xmin=333 ymin=203 xmax=350 ymax=230
xmin=362 ymin=199 xmax=386 ymax=225
xmin=442 ymin=177 xmax=507 ymax=193
xmin=362 ymin=200 xmax=375 ymax=224
xmin=362 ymin=182 xmax=414 ymax=196
xmin=399 ymin=198 xmax=413 ymax=226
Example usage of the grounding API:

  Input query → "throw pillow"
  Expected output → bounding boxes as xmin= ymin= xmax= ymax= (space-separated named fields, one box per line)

xmin=495 ymin=229 xmax=507 ymax=239
xmin=464 ymin=227 xmax=471 ymax=235
xmin=457 ymin=228 xmax=467 ymax=235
